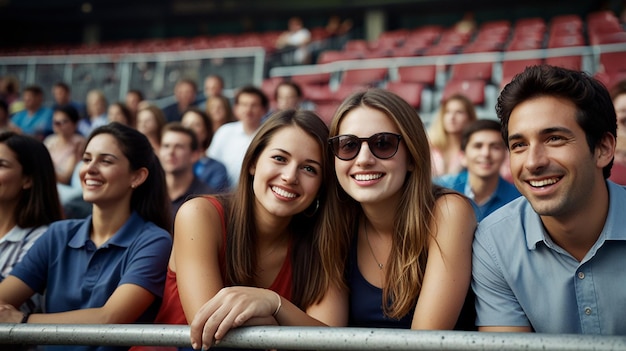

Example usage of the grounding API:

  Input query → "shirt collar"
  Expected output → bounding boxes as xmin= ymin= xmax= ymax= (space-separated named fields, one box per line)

xmin=526 ymin=180 xmax=626 ymax=251
xmin=68 ymin=211 xmax=146 ymax=249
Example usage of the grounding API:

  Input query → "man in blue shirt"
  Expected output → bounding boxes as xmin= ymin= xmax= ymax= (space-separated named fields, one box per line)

xmin=435 ymin=119 xmax=520 ymax=221
xmin=472 ymin=64 xmax=626 ymax=334
xmin=11 ymin=85 xmax=53 ymax=140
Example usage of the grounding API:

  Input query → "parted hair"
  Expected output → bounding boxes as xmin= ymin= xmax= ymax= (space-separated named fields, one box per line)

xmin=428 ymin=93 xmax=477 ymax=151
xmin=222 ymin=109 xmax=332 ymax=309
xmin=320 ymin=88 xmax=449 ymax=319
xmin=0 ymin=131 xmax=63 ymax=227
xmin=87 ymin=122 xmax=172 ymax=232
xmin=497 ymin=64 xmax=617 ymax=179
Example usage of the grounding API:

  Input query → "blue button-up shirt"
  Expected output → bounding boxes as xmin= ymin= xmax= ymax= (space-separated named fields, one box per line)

xmin=472 ymin=181 xmax=626 ymax=334
xmin=435 ymin=170 xmax=521 ymax=221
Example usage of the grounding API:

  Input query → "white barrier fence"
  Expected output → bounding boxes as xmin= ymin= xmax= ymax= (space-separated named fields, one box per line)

xmin=1 ymin=324 xmax=626 ymax=350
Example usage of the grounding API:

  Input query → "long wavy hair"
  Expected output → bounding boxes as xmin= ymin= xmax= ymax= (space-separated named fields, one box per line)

xmin=0 ymin=131 xmax=63 ymax=227
xmin=223 ymin=109 xmax=332 ymax=309
xmin=87 ymin=122 xmax=172 ymax=232
xmin=320 ymin=88 xmax=446 ymax=319
xmin=428 ymin=93 xmax=477 ymax=151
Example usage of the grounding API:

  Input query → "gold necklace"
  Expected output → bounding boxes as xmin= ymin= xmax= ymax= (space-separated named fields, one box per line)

xmin=363 ymin=219 xmax=384 ymax=270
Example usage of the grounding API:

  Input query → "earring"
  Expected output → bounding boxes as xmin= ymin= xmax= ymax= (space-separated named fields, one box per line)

xmin=131 ymin=184 xmax=136 ymax=189
xmin=303 ymin=198 xmax=320 ymax=217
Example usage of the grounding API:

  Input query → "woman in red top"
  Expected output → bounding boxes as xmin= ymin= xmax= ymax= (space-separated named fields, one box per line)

xmin=142 ymin=109 xmax=347 ymax=351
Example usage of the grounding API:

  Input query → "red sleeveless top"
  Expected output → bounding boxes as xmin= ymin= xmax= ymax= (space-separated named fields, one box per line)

xmin=153 ymin=196 xmax=293 ymax=326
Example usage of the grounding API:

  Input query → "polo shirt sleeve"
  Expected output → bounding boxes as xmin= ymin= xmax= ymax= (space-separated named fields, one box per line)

xmin=118 ymin=223 xmax=172 ymax=298
xmin=472 ymin=225 xmax=531 ymax=328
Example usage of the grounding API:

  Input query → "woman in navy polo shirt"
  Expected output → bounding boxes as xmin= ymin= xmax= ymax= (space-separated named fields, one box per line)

xmin=0 ymin=122 xmax=173 ymax=351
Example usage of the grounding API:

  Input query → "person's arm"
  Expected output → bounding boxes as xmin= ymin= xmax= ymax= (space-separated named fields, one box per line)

xmin=190 ymin=282 xmax=348 ymax=350
xmin=0 ymin=275 xmax=155 ymax=324
xmin=411 ymin=193 xmax=476 ymax=329
xmin=174 ymin=197 xmax=227 ymax=323
xmin=27 ymin=284 xmax=156 ymax=324
xmin=472 ymin=218 xmax=534 ymax=332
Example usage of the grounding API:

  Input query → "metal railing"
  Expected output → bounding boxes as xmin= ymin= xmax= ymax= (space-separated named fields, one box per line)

xmin=0 ymin=46 xmax=266 ymax=107
xmin=1 ymin=324 xmax=626 ymax=350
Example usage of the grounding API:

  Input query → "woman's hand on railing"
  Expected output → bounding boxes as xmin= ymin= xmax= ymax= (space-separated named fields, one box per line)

xmin=189 ymin=287 xmax=279 ymax=350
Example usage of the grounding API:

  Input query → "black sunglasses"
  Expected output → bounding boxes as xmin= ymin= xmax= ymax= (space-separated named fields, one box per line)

xmin=328 ymin=132 xmax=402 ymax=161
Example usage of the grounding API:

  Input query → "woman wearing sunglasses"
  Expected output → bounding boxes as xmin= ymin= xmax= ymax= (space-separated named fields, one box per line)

xmin=320 ymin=88 xmax=476 ymax=329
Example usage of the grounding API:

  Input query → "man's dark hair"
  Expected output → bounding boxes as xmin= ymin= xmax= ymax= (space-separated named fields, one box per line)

xmin=496 ymin=64 xmax=616 ymax=178
xmin=461 ymin=119 xmax=502 ymax=151
xmin=235 ymin=85 xmax=270 ymax=110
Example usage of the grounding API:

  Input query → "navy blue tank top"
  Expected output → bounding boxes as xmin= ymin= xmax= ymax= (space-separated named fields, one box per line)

xmin=346 ymin=235 xmax=414 ymax=328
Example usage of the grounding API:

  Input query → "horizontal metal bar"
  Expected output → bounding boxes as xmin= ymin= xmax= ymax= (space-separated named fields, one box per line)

xmin=1 ymin=324 xmax=625 ymax=350
xmin=268 ymin=42 xmax=626 ymax=77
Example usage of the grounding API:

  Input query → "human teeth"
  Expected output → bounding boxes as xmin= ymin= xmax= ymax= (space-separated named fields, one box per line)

xmin=85 ymin=179 xmax=103 ymax=186
xmin=354 ymin=173 xmax=383 ymax=181
xmin=529 ymin=178 xmax=558 ymax=187
xmin=272 ymin=186 xmax=297 ymax=198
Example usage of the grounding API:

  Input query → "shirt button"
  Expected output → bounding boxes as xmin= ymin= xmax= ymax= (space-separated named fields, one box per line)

xmin=585 ymin=307 xmax=592 ymax=315
xmin=577 ymin=272 xmax=585 ymax=279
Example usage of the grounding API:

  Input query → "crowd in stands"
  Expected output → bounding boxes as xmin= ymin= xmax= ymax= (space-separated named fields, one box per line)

xmin=0 ymin=7 xmax=626 ymax=351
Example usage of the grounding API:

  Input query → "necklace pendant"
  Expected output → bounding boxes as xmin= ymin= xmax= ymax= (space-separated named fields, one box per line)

xmin=378 ymin=263 xmax=383 ymax=270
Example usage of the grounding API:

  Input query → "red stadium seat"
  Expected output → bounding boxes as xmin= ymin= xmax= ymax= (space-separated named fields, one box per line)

xmin=397 ymin=65 xmax=437 ymax=86
xmin=385 ymin=81 xmax=424 ymax=108
xmin=442 ymin=80 xmax=486 ymax=105
xmin=450 ymin=62 xmax=493 ymax=82
xmin=341 ymin=68 xmax=388 ymax=86
xmin=546 ymin=56 xmax=582 ymax=71
xmin=290 ymin=72 xmax=331 ymax=85
xmin=314 ymin=102 xmax=341 ymax=126
xmin=501 ymin=59 xmax=543 ymax=87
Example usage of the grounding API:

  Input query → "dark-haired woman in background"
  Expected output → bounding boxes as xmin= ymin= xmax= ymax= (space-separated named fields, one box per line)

xmin=0 ymin=132 xmax=63 ymax=316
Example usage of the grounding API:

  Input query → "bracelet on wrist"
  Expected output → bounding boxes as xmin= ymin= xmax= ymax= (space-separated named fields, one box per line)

xmin=21 ymin=312 xmax=30 ymax=324
xmin=272 ymin=292 xmax=282 ymax=318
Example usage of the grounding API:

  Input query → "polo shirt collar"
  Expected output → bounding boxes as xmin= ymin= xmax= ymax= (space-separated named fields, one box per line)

xmin=525 ymin=180 xmax=626 ymax=251
xmin=68 ymin=211 xmax=145 ymax=249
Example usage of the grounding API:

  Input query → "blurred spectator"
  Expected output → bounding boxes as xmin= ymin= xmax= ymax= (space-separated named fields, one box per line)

xmin=0 ymin=131 xmax=63 ymax=317
xmin=324 ymin=15 xmax=353 ymax=51
xmin=125 ymin=89 xmax=144 ymax=121
xmin=11 ymin=85 xmax=53 ymax=141
xmin=56 ymin=161 xmax=91 ymax=219
xmin=181 ymin=108 xmax=230 ymax=193
xmin=610 ymin=80 xmax=626 ymax=138
xmin=275 ymin=81 xmax=304 ymax=111
xmin=197 ymin=75 xmax=225 ymax=111
xmin=0 ymin=76 xmax=24 ymax=115
xmin=428 ymin=93 xmax=477 ymax=177
xmin=78 ymin=89 xmax=108 ymax=137
xmin=205 ymin=95 xmax=235 ymax=133
xmin=435 ymin=120 xmax=520 ymax=221
xmin=455 ymin=11 xmax=477 ymax=34
xmin=0 ymin=100 xmax=21 ymax=133
xmin=208 ymin=85 xmax=269 ymax=188
xmin=137 ymin=104 xmax=167 ymax=152
xmin=159 ymin=123 xmax=212 ymax=219
xmin=162 ymin=79 xmax=198 ymax=122
xmin=107 ymin=102 xmax=135 ymax=127
xmin=276 ymin=16 xmax=312 ymax=65
xmin=51 ymin=82 xmax=87 ymax=120
xmin=44 ymin=105 xmax=86 ymax=185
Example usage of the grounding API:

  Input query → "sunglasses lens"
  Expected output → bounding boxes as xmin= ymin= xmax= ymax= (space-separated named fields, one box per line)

xmin=334 ymin=135 xmax=361 ymax=160
xmin=370 ymin=133 xmax=399 ymax=159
